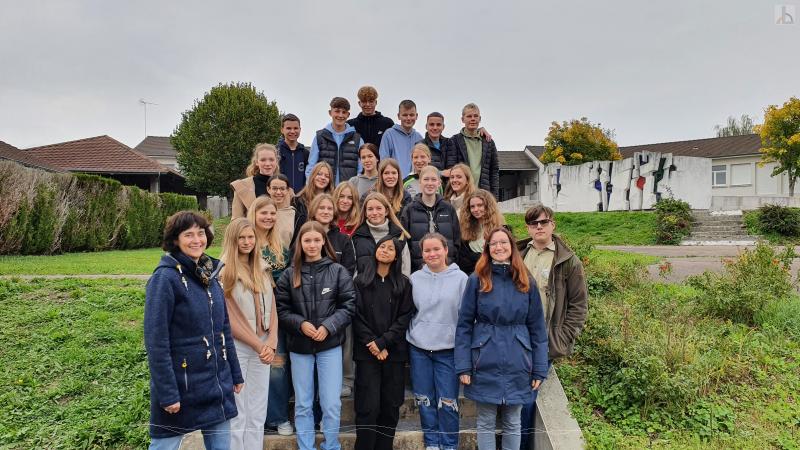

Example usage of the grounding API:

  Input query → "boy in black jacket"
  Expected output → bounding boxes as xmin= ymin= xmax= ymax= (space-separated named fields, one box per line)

xmin=347 ymin=85 xmax=395 ymax=147
xmin=277 ymin=113 xmax=310 ymax=193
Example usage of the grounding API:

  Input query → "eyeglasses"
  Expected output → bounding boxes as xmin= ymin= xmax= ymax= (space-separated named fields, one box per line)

xmin=269 ymin=186 xmax=287 ymax=192
xmin=526 ymin=219 xmax=552 ymax=228
xmin=488 ymin=240 xmax=511 ymax=248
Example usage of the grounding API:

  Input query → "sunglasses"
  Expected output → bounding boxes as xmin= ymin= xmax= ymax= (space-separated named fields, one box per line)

xmin=526 ymin=219 xmax=553 ymax=228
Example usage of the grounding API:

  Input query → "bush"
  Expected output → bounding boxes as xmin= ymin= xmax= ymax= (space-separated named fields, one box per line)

xmin=757 ymin=204 xmax=800 ymax=236
xmin=688 ymin=242 xmax=794 ymax=325
xmin=654 ymin=197 xmax=693 ymax=244
xmin=0 ymin=161 xmax=201 ymax=255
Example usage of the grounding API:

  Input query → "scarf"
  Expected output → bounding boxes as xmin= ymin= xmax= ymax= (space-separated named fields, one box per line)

xmin=173 ymin=251 xmax=214 ymax=287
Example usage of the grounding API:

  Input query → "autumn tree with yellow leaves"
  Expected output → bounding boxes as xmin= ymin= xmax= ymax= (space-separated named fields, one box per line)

xmin=540 ymin=117 xmax=621 ymax=165
xmin=756 ymin=97 xmax=800 ymax=196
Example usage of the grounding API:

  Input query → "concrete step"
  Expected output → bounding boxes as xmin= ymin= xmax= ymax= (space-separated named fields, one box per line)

xmin=291 ymin=394 xmax=478 ymax=423
xmin=691 ymin=224 xmax=746 ymax=231
xmin=180 ymin=416 xmax=521 ymax=450
xmin=689 ymin=233 xmax=758 ymax=240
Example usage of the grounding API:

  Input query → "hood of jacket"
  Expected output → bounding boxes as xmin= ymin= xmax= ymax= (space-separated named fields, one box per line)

xmin=324 ymin=122 xmax=357 ymax=136
xmin=154 ymin=252 xmax=223 ymax=281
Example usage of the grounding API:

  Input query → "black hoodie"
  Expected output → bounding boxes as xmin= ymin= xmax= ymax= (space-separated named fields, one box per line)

xmin=347 ymin=112 xmax=395 ymax=147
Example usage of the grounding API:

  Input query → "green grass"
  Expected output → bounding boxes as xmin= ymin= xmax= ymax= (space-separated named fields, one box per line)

xmin=505 ymin=211 xmax=657 ymax=244
xmin=0 ymin=278 xmax=150 ymax=449
xmin=1 ymin=213 xmax=657 ymax=276
xmin=0 ymin=247 xmax=222 ymax=276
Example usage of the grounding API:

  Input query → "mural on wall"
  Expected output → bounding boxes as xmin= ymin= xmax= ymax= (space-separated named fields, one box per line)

xmin=539 ymin=152 xmax=711 ymax=212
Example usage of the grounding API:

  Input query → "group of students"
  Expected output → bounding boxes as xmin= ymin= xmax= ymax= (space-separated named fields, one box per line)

xmin=144 ymin=86 xmax=589 ymax=450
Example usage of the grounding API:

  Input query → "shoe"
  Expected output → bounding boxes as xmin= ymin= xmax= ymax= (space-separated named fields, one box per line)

xmin=276 ymin=421 xmax=293 ymax=436
xmin=340 ymin=384 xmax=352 ymax=397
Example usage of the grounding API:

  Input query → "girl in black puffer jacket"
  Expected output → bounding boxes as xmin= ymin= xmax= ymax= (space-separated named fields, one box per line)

xmin=400 ymin=165 xmax=461 ymax=272
xmin=275 ymin=221 xmax=356 ymax=450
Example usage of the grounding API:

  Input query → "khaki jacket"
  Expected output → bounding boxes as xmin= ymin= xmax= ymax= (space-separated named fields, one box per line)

xmin=518 ymin=234 xmax=588 ymax=359
xmin=230 ymin=177 xmax=256 ymax=219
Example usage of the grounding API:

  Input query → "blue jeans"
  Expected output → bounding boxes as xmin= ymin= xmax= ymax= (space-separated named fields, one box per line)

xmin=409 ymin=345 xmax=460 ymax=450
xmin=476 ymin=403 xmax=522 ymax=450
xmin=148 ymin=420 xmax=230 ymax=450
xmin=266 ymin=329 xmax=292 ymax=427
xmin=291 ymin=346 xmax=343 ymax=450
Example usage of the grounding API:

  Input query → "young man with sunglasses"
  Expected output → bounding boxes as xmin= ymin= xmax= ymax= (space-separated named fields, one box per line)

xmin=517 ymin=203 xmax=588 ymax=450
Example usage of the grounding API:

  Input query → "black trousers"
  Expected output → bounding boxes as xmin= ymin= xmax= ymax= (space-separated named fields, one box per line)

xmin=354 ymin=359 xmax=406 ymax=450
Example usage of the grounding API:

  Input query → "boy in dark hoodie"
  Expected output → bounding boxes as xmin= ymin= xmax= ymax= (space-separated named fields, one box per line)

xmin=347 ymin=85 xmax=395 ymax=147
xmin=307 ymin=97 xmax=365 ymax=185
xmin=278 ymin=113 xmax=310 ymax=193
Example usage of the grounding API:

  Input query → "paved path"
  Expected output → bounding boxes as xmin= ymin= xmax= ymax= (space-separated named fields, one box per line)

xmin=600 ymin=245 xmax=800 ymax=283
xmin=0 ymin=274 xmax=150 ymax=280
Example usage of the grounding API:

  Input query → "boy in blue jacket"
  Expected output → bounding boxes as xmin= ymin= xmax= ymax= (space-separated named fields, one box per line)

xmin=307 ymin=97 xmax=364 ymax=184
xmin=277 ymin=113 xmax=309 ymax=193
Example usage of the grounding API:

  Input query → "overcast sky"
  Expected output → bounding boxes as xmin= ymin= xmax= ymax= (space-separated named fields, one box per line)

xmin=1 ymin=0 xmax=798 ymax=151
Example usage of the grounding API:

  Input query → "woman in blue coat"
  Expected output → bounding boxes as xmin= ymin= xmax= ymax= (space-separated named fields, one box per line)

xmin=455 ymin=227 xmax=549 ymax=450
xmin=144 ymin=211 xmax=244 ymax=450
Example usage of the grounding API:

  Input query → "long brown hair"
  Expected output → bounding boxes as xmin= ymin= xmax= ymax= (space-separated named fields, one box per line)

xmin=308 ymin=193 xmax=335 ymax=225
xmin=460 ymin=189 xmax=504 ymax=241
xmin=291 ymin=221 xmax=337 ymax=288
xmin=219 ymin=218 xmax=270 ymax=296
xmin=358 ymin=192 xmax=410 ymax=239
xmin=245 ymin=143 xmax=280 ymax=177
xmin=474 ymin=227 xmax=529 ymax=293
xmin=333 ymin=181 xmax=361 ymax=229
xmin=246 ymin=196 xmax=285 ymax=267
xmin=444 ymin=163 xmax=476 ymax=199
xmin=374 ymin=158 xmax=405 ymax=213
xmin=298 ymin=162 xmax=334 ymax=205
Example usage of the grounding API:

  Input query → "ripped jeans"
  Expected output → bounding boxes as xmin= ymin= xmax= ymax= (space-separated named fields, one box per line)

xmin=409 ymin=344 xmax=460 ymax=450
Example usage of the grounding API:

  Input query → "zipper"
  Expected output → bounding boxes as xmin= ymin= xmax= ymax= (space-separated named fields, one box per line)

xmin=206 ymin=287 xmax=227 ymax=419
xmin=182 ymin=358 xmax=189 ymax=390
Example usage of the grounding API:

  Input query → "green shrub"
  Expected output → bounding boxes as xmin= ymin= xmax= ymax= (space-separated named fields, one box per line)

xmin=0 ymin=161 xmax=199 ymax=255
xmin=688 ymin=242 xmax=794 ymax=325
xmin=21 ymin=183 xmax=58 ymax=254
xmin=654 ymin=197 xmax=693 ymax=244
xmin=757 ymin=204 xmax=800 ymax=236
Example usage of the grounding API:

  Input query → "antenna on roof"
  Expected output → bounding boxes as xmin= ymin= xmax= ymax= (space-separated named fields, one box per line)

xmin=139 ymin=99 xmax=158 ymax=137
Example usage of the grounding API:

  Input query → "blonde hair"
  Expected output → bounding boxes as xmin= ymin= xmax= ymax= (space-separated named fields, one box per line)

xmin=412 ymin=142 xmax=431 ymax=158
xmin=359 ymin=192 xmax=410 ymax=239
xmin=461 ymin=102 xmax=480 ymax=116
xmin=247 ymin=196 xmax=285 ymax=267
xmin=246 ymin=143 xmax=280 ymax=177
xmin=460 ymin=189 xmax=504 ymax=241
xmin=308 ymin=193 xmax=336 ymax=224
xmin=298 ymin=162 xmax=334 ymax=205
xmin=219 ymin=218 xmax=270 ymax=296
xmin=418 ymin=165 xmax=439 ymax=179
xmin=374 ymin=158 xmax=405 ymax=213
xmin=333 ymin=181 xmax=361 ymax=230
xmin=444 ymin=163 xmax=477 ymax=199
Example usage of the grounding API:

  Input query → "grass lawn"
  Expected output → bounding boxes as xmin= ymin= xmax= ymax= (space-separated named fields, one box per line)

xmin=505 ymin=211 xmax=656 ymax=244
xmin=0 ymin=213 xmax=657 ymax=276
xmin=0 ymin=278 xmax=150 ymax=449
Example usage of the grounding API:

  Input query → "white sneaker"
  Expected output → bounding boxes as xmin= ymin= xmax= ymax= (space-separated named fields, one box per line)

xmin=277 ymin=421 xmax=293 ymax=436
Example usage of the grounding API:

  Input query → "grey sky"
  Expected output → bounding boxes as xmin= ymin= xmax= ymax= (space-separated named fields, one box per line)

xmin=1 ymin=0 xmax=798 ymax=151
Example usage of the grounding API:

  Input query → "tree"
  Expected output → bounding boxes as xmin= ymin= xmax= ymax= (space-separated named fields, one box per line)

xmin=172 ymin=82 xmax=281 ymax=198
xmin=540 ymin=117 xmax=621 ymax=165
xmin=755 ymin=97 xmax=800 ymax=196
xmin=714 ymin=114 xmax=757 ymax=137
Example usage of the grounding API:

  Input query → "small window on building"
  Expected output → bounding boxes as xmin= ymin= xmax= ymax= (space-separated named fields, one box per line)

xmin=712 ymin=165 xmax=727 ymax=186
xmin=730 ymin=163 xmax=752 ymax=186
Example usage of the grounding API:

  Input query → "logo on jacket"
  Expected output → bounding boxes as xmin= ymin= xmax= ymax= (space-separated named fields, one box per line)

xmin=347 ymin=140 xmax=355 ymax=145
xmin=321 ymin=287 xmax=332 ymax=295
xmin=298 ymin=162 xmax=305 ymax=172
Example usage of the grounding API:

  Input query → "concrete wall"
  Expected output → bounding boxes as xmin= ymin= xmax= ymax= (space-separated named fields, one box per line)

xmin=206 ymin=196 xmax=229 ymax=219
xmin=710 ymin=155 xmax=795 ymax=197
xmin=533 ymin=366 xmax=585 ymax=449
xmin=538 ymin=152 xmax=711 ymax=212
xmin=711 ymin=195 xmax=800 ymax=211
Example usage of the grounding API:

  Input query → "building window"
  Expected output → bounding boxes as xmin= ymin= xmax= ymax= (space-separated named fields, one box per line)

xmin=712 ymin=165 xmax=727 ymax=186
xmin=730 ymin=163 xmax=752 ymax=186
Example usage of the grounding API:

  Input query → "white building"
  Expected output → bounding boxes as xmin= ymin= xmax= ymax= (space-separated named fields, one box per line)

xmin=495 ymin=134 xmax=797 ymax=212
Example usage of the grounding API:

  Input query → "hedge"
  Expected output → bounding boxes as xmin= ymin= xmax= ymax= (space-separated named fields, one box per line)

xmin=0 ymin=161 xmax=199 ymax=255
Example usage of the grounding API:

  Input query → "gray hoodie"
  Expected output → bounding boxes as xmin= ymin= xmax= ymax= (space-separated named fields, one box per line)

xmin=349 ymin=174 xmax=378 ymax=198
xmin=407 ymin=263 xmax=468 ymax=351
